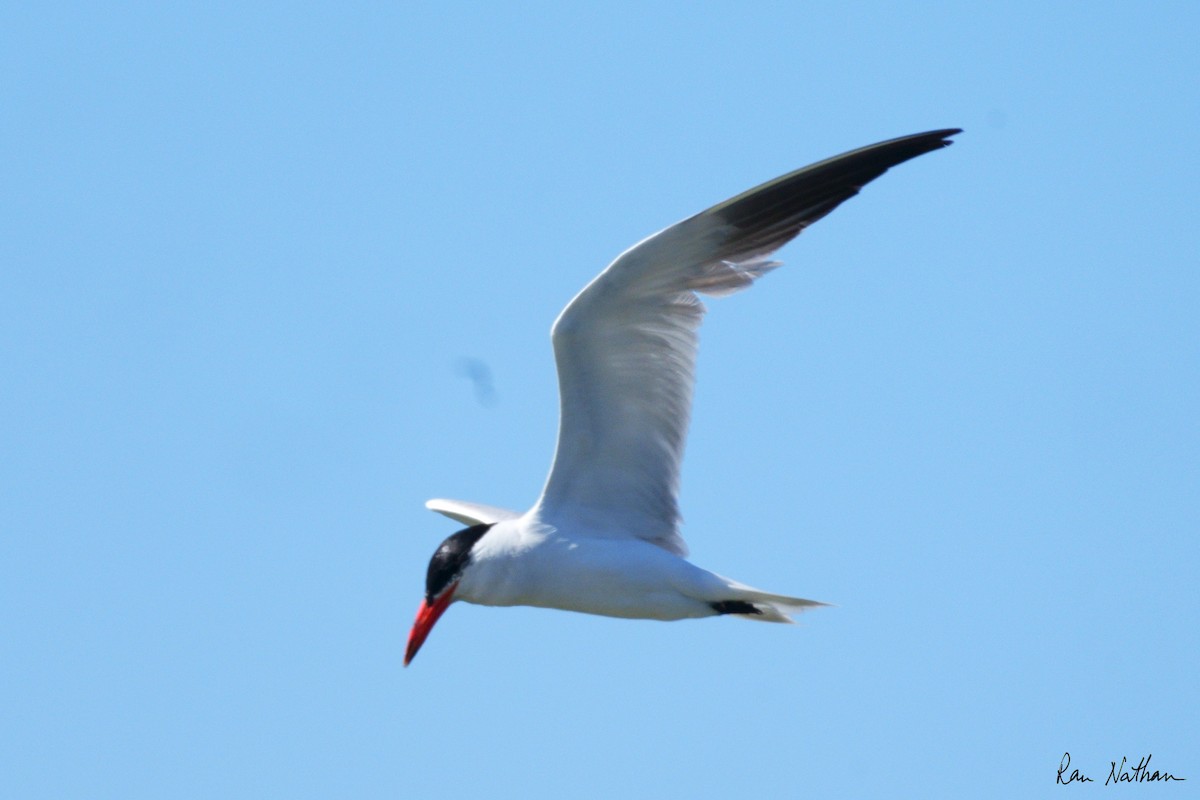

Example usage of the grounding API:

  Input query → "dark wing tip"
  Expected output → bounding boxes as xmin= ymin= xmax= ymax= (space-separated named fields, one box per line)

xmin=702 ymin=128 xmax=961 ymax=257
xmin=925 ymin=127 xmax=963 ymax=141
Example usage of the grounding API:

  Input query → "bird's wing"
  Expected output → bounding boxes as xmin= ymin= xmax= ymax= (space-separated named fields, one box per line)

xmin=425 ymin=498 xmax=522 ymax=526
xmin=534 ymin=129 xmax=959 ymax=556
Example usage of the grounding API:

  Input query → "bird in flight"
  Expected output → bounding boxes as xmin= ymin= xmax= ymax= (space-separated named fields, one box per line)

xmin=406 ymin=129 xmax=960 ymax=666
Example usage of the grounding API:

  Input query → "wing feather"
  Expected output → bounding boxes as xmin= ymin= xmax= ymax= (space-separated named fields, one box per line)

xmin=425 ymin=498 xmax=522 ymax=526
xmin=534 ymin=130 xmax=960 ymax=555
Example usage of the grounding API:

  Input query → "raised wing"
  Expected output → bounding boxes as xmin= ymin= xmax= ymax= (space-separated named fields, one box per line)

xmin=535 ymin=129 xmax=960 ymax=556
xmin=425 ymin=498 xmax=522 ymax=526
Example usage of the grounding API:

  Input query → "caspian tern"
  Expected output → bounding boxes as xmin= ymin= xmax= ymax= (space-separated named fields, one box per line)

xmin=406 ymin=129 xmax=960 ymax=666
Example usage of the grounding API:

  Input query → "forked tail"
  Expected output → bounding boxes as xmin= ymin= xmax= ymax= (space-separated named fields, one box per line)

xmin=712 ymin=582 xmax=829 ymax=623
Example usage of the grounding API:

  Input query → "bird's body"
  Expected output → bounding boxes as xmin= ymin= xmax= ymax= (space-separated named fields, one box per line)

xmin=405 ymin=129 xmax=960 ymax=665
xmin=451 ymin=513 xmax=794 ymax=622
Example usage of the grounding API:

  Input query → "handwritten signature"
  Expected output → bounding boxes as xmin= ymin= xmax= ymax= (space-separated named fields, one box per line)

xmin=1058 ymin=752 xmax=1186 ymax=785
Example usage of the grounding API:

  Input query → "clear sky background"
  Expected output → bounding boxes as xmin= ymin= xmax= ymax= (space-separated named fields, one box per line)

xmin=3 ymin=3 xmax=1196 ymax=798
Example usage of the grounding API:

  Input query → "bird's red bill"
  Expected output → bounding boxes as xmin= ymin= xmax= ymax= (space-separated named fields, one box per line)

xmin=404 ymin=583 xmax=457 ymax=667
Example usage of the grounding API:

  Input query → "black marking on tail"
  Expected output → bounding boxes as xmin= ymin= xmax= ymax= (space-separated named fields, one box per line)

xmin=710 ymin=600 xmax=763 ymax=616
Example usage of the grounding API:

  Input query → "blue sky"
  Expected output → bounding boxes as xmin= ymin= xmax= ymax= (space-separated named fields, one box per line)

xmin=2 ymin=2 xmax=1196 ymax=798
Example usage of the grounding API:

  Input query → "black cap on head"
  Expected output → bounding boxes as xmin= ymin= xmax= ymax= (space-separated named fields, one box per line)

xmin=425 ymin=523 xmax=493 ymax=601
